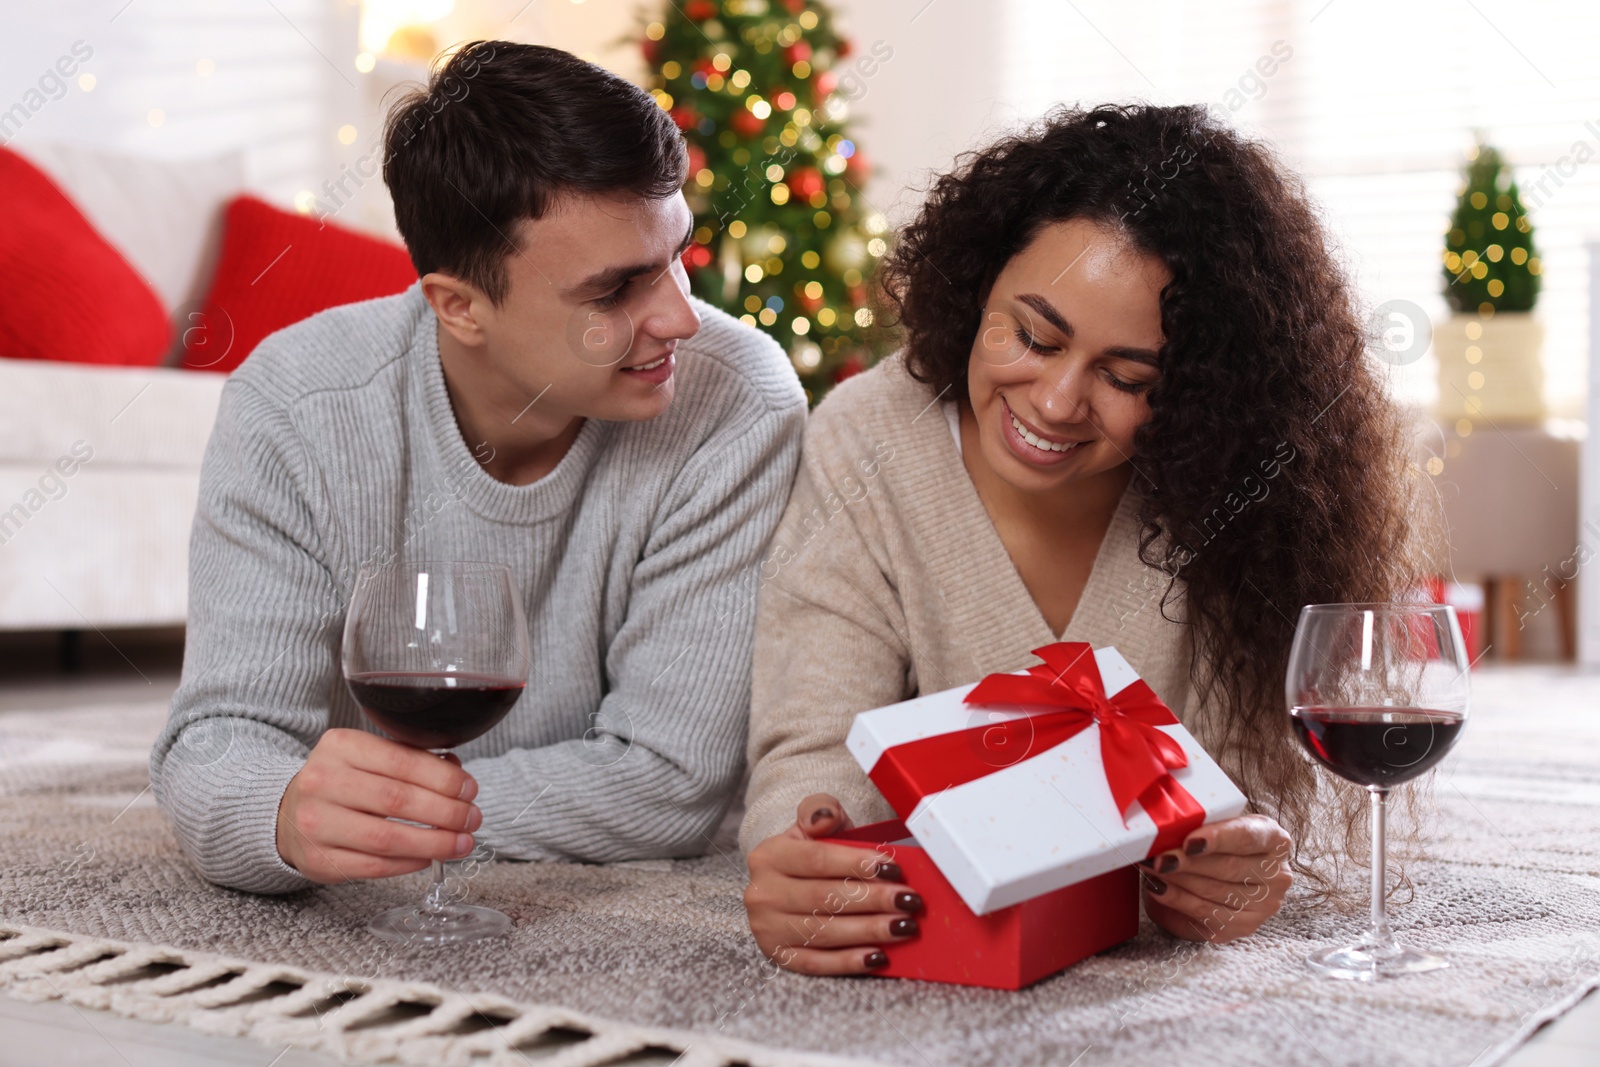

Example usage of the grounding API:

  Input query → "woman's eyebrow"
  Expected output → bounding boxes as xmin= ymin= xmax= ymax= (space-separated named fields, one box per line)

xmin=1016 ymin=292 xmax=1072 ymax=337
xmin=1015 ymin=292 xmax=1160 ymax=365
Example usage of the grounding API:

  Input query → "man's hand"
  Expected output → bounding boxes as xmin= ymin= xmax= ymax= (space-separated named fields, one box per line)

xmin=1139 ymin=813 xmax=1294 ymax=942
xmin=275 ymin=729 xmax=482 ymax=883
xmin=744 ymin=794 xmax=923 ymax=975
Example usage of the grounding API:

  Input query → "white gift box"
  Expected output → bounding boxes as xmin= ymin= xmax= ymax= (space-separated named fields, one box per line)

xmin=846 ymin=645 xmax=1248 ymax=916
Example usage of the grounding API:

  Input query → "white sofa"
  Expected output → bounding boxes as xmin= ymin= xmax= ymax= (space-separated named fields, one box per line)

xmin=0 ymin=142 xmax=239 ymax=631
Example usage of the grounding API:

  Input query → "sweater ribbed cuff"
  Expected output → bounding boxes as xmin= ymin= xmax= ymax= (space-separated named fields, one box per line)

xmin=208 ymin=756 xmax=313 ymax=895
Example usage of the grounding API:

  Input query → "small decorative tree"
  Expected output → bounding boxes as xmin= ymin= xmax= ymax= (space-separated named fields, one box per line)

xmin=640 ymin=0 xmax=893 ymax=402
xmin=1435 ymin=137 xmax=1547 ymax=428
xmin=1442 ymin=139 xmax=1541 ymax=316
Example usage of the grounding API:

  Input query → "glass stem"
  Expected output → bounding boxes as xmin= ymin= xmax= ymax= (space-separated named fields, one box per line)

xmin=422 ymin=747 xmax=449 ymax=914
xmin=1368 ymin=786 xmax=1393 ymax=949
xmin=423 ymin=859 xmax=448 ymax=913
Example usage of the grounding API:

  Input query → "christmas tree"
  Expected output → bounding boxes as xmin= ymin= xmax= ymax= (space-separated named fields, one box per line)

xmin=1442 ymin=139 xmax=1541 ymax=315
xmin=639 ymin=0 xmax=893 ymax=402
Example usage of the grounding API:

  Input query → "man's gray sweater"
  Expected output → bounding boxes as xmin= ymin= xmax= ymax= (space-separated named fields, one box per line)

xmin=150 ymin=285 xmax=806 ymax=893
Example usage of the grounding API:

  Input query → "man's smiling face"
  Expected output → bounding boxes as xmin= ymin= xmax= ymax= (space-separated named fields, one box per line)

xmin=465 ymin=190 xmax=703 ymax=425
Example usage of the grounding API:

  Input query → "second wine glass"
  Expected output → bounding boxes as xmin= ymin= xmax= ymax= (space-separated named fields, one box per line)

xmin=1286 ymin=602 xmax=1470 ymax=981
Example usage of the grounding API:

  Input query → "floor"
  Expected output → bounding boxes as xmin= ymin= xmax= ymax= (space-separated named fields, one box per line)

xmin=0 ymin=630 xmax=345 ymax=1066
xmin=0 ymin=994 xmax=341 ymax=1067
xmin=0 ymin=629 xmax=1597 ymax=1067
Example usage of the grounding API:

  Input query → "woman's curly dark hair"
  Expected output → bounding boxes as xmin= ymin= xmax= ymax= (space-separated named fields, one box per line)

xmin=879 ymin=103 xmax=1428 ymax=894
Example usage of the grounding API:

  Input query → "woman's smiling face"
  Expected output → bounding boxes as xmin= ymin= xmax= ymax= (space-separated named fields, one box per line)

xmin=966 ymin=217 xmax=1170 ymax=495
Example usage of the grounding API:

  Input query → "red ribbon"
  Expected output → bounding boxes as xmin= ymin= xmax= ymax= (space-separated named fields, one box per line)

xmin=868 ymin=642 xmax=1206 ymax=857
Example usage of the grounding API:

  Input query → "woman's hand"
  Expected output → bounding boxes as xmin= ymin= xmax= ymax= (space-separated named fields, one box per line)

xmin=744 ymin=794 xmax=924 ymax=975
xmin=1139 ymin=813 xmax=1293 ymax=942
xmin=276 ymin=728 xmax=482 ymax=883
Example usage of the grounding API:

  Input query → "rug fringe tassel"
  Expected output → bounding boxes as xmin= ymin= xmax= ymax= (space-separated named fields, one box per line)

xmin=0 ymin=923 xmax=882 ymax=1067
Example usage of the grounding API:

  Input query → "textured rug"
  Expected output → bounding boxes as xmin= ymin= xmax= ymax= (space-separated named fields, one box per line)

xmin=2 ymin=665 xmax=1599 ymax=1067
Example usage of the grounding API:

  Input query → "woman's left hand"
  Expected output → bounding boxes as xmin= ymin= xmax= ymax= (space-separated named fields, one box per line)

xmin=1140 ymin=813 xmax=1293 ymax=943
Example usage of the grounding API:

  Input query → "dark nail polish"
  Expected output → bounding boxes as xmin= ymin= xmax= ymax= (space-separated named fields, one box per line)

xmin=1137 ymin=857 xmax=1156 ymax=869
xmin=889 ymin=917 xmax=919 ymax=937
xmin=1185 ymin=838 xmax=1208 ymax=857
xmin=873 ymin=862 xmax=904 ymax=883
xmin=809 ymin=807 xmax=835 ymax=825
xmin=864 ymin=950 xmax=889 ymax=970
xmin=1157 ymin=853 xmax=1180 ymax=875
xmin=894 ymin=892 xmax=923 ymax=913
xmin=1145 ymin=874 xmax=1168 ymax=895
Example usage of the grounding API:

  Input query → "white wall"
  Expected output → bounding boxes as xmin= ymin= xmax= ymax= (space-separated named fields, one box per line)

xmin=0 ymin=0 xmax=994 ymax=240
xmin=1 ymin=0 xmax=359 ymax=206
xmin=807 ymin=0 xmax=1008 ymax=228
xmin=334 ymin=0 xmax=653 ymax=237
xmin=333 ymin=0 xmax=1003 ymax=236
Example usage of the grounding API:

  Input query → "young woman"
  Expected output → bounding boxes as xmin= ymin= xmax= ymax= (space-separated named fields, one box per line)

xmin=740 ymin=104 xmax=1425 ymax=975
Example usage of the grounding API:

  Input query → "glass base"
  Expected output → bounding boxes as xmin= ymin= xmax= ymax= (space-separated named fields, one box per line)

xmin=1307 ymin=939 xmax=1449 ymax=981
xmin=368 ymin=903 xmax=512 ymax=945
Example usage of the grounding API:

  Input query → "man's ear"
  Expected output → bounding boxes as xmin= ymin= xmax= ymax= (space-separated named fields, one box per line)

xmin=421 ymin=272 xmax=490 ymax=349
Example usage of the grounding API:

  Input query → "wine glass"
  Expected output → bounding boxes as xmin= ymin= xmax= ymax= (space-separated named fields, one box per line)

xmin=1286 ymin=603 xmax=1470 ymax=981
xmin=341 ymin=561 xmax=530 ymax=944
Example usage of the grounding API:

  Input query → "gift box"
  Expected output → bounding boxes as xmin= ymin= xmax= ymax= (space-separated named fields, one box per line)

xmin=831 ymin=819 xmax=1139 ymax=989
xmin=847 ymin=642 xmax=1249 ymax=918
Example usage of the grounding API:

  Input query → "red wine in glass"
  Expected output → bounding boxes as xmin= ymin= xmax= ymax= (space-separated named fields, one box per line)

xmin=1286 ymin=603 xmax=1470 ymax=981
xmin=347 ymin=672 xmax=524 ymax=750
xmin=1290 ymin=707 xmax=1465 ymax=789
xmin=341 ymin=561 xmax=530 ymax=945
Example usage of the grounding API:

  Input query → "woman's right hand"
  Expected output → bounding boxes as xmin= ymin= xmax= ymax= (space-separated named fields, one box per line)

xmin=743 ymin=793 xmax=925 ymax=975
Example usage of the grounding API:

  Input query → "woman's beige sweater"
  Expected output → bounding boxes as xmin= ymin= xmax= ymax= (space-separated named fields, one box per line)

xmin=740 ymin=354 xmax=1229 ymax=851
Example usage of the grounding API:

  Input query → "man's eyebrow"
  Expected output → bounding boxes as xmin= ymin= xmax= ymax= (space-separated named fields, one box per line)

xmin=1014 ymin=291 xmax=1160 ymax=366
xmin=565 ymin=223 xmax=696 ymax=298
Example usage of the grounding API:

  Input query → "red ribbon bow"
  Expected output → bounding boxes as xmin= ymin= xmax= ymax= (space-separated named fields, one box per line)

xmin=868 ymin=643 xmax=1205 ymax=856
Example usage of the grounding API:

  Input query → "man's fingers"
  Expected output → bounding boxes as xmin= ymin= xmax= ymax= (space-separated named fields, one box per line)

xmin=294 ymin=799 xmax=474 ymax=860
xmin=327 ymin=768 xmax=481 ymax=833
xmin=296 ymin=845 xmax=434 ymax=884
xmin=767 ymin=946 xmax=889 ymax=977
xmin=796 ymin=793 xmax=853 ymax=838
xmin=326 ymin=728 xmax=478 ymax=801
xmin=278 ymin=817 xmax=434 ymax=883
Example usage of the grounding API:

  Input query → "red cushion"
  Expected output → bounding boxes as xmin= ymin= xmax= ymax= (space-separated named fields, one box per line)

xmin=182 ymin=195 xmax=417 ymax=373
xmin=0 ymin=147 xmax=170 ymax=366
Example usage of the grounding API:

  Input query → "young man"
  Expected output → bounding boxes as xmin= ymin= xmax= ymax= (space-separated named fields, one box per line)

xmin=150 ymin=42 xmax=806 ymax=894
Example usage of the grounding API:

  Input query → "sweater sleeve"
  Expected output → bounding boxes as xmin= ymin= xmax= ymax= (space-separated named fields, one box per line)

xmin=149 ymin=379 xmax=340 ymax=894
xmin=739 ymin=420 xmax=911 ymax=852
xmin=464 ymin=402 xmax=805 ymax=863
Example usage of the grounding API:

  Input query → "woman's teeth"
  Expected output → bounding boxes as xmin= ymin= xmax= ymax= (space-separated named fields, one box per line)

xmin=629 ymin=356 xmax=667 ymax=371
xmin=1012 ymin=412 xmax=1080 ymax=453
